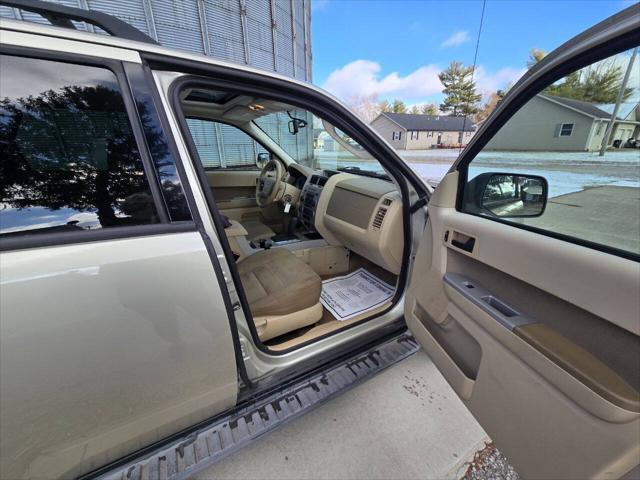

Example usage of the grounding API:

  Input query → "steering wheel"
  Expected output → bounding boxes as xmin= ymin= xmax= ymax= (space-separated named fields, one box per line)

xmin=256 ymin=159 xmax=284 ymax=207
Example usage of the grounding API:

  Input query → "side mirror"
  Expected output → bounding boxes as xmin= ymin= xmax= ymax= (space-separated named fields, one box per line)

xmin=256 ymin=152 xmax=270 ymax=169
xmin=470 ymin=172 xmax=548 ymax=218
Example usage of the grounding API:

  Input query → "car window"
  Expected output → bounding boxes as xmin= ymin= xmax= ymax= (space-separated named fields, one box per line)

xmin=254 ymin=110 xmax=315 ymax=166
xmin=255 ymin=110 xmax=388 ymax=175
xmin=0 ymin=55 xmax=161 ymax=238
xmin=462 ymin=47 xmax=640 ymax=256
xmin=186 ymin=118 xmax=267 ymax=169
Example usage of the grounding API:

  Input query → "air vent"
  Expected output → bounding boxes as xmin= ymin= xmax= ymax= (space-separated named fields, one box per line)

xmin=372 ymin=207 xmax=388 ymax=230
xmin=382 ymin=198 xmax=393 ymax=206
xmin=310 ymin=175 xmax=328 ymax=186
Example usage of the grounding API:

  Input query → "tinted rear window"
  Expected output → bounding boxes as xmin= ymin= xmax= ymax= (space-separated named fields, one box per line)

xmin=0 ymin=55 xmax=160 ymax=237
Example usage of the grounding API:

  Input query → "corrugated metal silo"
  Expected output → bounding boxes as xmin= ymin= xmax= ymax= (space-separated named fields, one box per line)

xmin=1 ymin=0 xmax=314 ymax=166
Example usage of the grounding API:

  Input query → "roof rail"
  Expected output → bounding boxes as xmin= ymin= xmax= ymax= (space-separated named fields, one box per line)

xmin=1 ymin=0 xmax=158 ymax=45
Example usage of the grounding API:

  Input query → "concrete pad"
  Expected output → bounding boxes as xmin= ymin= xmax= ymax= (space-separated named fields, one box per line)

xmin=195 ymin=350 xmax=488 ymax=480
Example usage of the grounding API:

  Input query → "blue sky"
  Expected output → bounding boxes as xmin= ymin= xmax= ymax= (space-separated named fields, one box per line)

xmin=311 ymin=0 xmax=633 ymax=106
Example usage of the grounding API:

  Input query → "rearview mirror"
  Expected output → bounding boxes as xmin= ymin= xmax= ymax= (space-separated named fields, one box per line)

xmin=256 ymin=152 xmax=270 ymax=169
xmin=471 ymin=172 xmax=548 ymax=218
xmin=288 ymin=119 xmax=300 ymax=135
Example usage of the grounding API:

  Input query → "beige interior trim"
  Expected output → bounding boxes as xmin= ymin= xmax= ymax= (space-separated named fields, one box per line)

xmin=514 ymin=323 xmax=640 ymax=413
xmin=224 ymin=220 xmax=248 ymax=237
xmin=268 ymin=301 xmax=392 ymax=351
xmin=291 ymin=246 xmax=350 ymax=276
xmin=206 ymin=170 xmax=259 ymax=188
xmin=432 ymin=171 xmax=640 ymax=336
xmin=443 ymin=274 xmax=638 ymax=424
xmin=253 ymin=302 xmax=323 ymax=342
xmin=315 ymin=173 xmax=404 ymax=274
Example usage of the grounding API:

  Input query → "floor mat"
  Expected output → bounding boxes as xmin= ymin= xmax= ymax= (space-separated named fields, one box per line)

xmin=320 ymin=267 xmax=395 ymax=321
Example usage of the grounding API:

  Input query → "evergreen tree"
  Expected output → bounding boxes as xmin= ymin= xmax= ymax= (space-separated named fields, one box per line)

xmin=421 ymin=103 xmax=439 ymax=115
xmin=545 ymin=62 xmax=633 ymax=103
xmin=409 ymin=105 xmax=420 ymax=114
xmin=392 ymin=99 xmax=407 ymax=113
xmin=438 ymin=61 xmax=482 ymax=116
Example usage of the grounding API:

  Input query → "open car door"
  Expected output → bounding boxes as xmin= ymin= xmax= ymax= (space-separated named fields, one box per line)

xmin=405 ymin=6 xmax=640 ymax=479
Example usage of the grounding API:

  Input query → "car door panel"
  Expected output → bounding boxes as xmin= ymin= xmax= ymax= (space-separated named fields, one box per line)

xmin=205 ymin=170 xmax=284 ymax=229
xmin=0 ymin=232 xmax=238 ymax=479
xmin=206 ymin=170 xmax=258 ymax=204
xmin=406 ymin=172 xmax=640 ymax=478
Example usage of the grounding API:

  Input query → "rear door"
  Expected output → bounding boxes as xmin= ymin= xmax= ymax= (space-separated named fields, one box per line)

xmin=405 ymin=7 xmax=640 ymax=479
xmin=0 ymin=35 xmax=239 ymax=479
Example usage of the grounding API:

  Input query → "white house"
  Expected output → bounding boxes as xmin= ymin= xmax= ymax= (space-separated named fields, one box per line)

xmin=370 ymin=112 xmax=477 ymax=150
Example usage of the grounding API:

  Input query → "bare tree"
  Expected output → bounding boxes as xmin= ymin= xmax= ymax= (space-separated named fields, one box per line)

xmin=346 ymin=94 xmax=382 ymax=123
xmin=527 ymin=48 xmax=546 ymax=69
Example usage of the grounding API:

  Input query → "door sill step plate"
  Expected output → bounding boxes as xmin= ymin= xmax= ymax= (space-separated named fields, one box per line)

xmin=97 ymin=333 xmax=419 ymax=480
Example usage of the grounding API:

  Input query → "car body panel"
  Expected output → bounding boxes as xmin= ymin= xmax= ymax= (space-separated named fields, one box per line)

xmin=0 ymin=232 xmax=238 ymax=479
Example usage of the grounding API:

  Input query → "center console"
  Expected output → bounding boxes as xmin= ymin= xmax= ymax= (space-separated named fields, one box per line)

xmin=299 ymin=172 xmax=333 ymax=231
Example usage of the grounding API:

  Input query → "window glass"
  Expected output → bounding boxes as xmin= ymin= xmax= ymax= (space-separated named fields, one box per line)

xmin=186 ymin=118 xmax=266 ymax=169
xmin=462 ymin=47 xmax=640 ymax=255
xmin=254 ymin=110 xmax=314 ymax=165
xmin=257 ymin=110 xmax=388 ymax=174
xmin=0 ymin=55 xmax=159 ymax=237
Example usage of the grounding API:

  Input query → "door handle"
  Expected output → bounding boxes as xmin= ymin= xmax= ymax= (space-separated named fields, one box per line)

xmin=451 ymin=237 xmax=475 ymax=252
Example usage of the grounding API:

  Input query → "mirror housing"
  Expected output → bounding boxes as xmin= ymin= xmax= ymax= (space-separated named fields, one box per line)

xmin=256 ymin=152 xmax=270 ymax=169
xmin=288 ymin=119 xmax=300 ymax=135
xmin=468 ymin=172 xmax=548 ymax=218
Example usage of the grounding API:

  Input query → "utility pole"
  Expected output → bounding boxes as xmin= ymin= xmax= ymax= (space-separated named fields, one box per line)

xmin=599 ymin=47 xmax=637 ymax=156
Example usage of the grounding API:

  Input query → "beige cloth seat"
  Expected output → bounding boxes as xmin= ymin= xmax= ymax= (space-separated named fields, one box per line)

xmin=237 ymin=248 xmax=323 ymax=341
xmin=242 ymin=219 xmax=275 ymax=242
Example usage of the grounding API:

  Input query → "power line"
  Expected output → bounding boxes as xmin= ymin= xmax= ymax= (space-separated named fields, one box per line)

xmin=459 ymin=0 xmax=487 ymax=155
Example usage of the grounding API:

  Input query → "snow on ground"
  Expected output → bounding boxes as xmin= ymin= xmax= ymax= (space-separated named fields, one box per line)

xmin=398 ymin=149 xmax=640 ymax=198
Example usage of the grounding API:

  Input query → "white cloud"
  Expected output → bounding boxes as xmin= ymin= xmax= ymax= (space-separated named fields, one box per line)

xmin=322 ymin=60 xmax=527 ymax=104
xmin=474 ymin=65 xmax=527 ymax=97
xmin=441 ymin=30 xmax=470 ymax=48
xmin=322 ymin=60 xmax=442 ymax=101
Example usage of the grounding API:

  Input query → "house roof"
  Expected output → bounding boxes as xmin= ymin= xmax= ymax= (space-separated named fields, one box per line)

xmin=539 ymin=94 xmax=634 ymax=120
xmin=378 ymin=112 xmax=476 ymax=132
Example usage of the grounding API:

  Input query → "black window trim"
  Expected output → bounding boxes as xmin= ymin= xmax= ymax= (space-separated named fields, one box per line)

xmin=0 ymin=45 xmax=197 ymax=251
xmin=454 ymin=25 xmax=640 ymax=263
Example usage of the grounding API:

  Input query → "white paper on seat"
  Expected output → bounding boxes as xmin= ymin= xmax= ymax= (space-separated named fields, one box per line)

xmin=320 ymin=268 xmax=395 ymax=321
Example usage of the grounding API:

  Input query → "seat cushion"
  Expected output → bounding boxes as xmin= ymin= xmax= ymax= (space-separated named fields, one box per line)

xmin=242 ymin=220 xmax=275 ymax=242
xmin=237 ymin=248 xmax=322 ymax=317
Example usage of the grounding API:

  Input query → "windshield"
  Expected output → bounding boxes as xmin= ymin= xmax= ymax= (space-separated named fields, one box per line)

xmin=254 ymin=110 xmax=387 ymax=175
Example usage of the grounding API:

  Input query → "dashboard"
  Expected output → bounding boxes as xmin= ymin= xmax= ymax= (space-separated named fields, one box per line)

xmin=297 ymin=169 xmax=404 ymax=275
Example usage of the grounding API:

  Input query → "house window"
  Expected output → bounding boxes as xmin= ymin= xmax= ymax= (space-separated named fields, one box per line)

xmin=410 ymin=131 xmax=419 ymax=140
xmin=465 ymin=131 xmax=472 ymax=137
xmin=560 ymin=123 xmax=574 ymax=136
xmin=392 ymin=131 xmax=402 ymax=141
xmin=427 ymin=131 xmax=434 ymax=138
